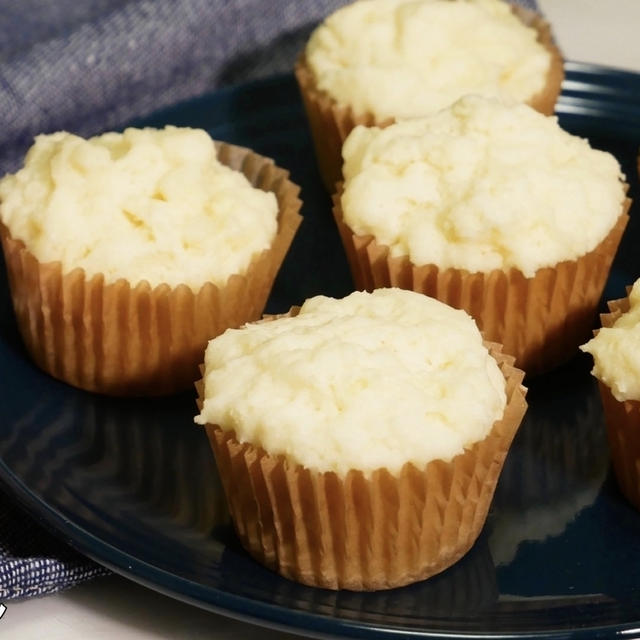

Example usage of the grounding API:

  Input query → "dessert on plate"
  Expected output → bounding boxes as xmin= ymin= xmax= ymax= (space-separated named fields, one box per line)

xmin=333 ymin=95 xmax=630 ymax=374
xmin=195 ymin=287 xmax=527 ymax=590
xmin=0 ymin=126 xmax=302 ymax=395
xmin=581 ymin=280 xmax=640 ymax=511
xmin=295 ymin=0 xmax=564 ymax=189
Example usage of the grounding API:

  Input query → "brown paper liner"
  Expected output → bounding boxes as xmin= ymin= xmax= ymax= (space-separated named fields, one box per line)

xmin=0 ymin=142 xmax=302 ymax=396
xmin=196 ymin=332 xmax=527 ymax=591
xmin=333 ymin=185 xmax=631 ymax=376
xmin=295 ymin=5 xmax=565 ymax=192
xmin=249 ymin=529 xmax=498 ymax=615
xmin=595 ymin=294 xmax=640 ymax=511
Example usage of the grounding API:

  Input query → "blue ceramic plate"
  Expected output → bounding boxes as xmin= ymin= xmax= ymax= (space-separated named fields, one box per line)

xmin=2 ymin=64 xmax=640 ymax=639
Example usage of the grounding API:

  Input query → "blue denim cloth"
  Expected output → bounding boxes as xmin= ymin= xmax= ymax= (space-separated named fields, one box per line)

xmin=0 ymin=0 xmax=354 ymax=175
xmin=0 ymin=494 xmax=108 ymax=599
xmin=0 ymin=0 xmax=539 ymax=601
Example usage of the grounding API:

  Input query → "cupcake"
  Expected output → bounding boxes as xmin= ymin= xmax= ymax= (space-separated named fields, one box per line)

xmin=295 ymin=0 xmax=564 ymax=190
xmin=195 ymin=288 xmax=527 ymax=590
xmin=0 ymin=127 xmax=302 ymax=395
xmin=581 ymin=280 xmax=640 ymax=510
xmin=334 ymin=95 xmax=630 ymax=375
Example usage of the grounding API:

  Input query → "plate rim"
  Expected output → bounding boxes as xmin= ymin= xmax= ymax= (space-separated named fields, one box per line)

xmin=2 ymin=64 xmax=640 ymax=640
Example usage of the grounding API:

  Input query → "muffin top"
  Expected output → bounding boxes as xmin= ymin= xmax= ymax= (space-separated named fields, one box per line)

xmin=0 ymin=126 xmax=278 ymax=290
xmin=581 ymin=279 xmax=640 ymax=402
xmin=341 ymin=95 xmax=626 ymax=277
xmin=195 ymin=288 xmax=506 ymax=477
xmin=305 ymin=0 xmax=552 ymax=121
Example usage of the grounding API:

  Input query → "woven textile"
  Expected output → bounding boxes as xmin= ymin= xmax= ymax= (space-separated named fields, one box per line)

xmin=0 ymin=495 xmax=107 ymax=599
xmin=0 ymin=0 xmax=539 ymax=601
xmin=0 ymin=0 xmax=353 ymax=176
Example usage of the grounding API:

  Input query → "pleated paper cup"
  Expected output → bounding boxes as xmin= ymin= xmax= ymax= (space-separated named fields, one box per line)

xmin=333 ymin=186 xmax=630 ymax=376
xmin=595 ymin=294 xmax=640 ymax=511
xmin=295 ymin=5 xmax=564 ymax=192
xmin=0 ymin=142 xmax=302 ymax=396
xmin=219 ymin=529 xmax=498 ymax=615
xmin=196 ymin=334 xmax=527 ymax=591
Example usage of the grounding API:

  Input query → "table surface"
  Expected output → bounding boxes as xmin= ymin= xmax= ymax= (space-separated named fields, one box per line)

xmin=4 ymin=1 xmax=640 ymax=637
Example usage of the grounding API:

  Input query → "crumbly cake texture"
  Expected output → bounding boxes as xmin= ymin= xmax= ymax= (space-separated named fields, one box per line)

xmin=333 ymin=187 xmax=629 ymax=375
xmin=0 ymin=127 xmax=279 ymax=290
xmin=585 ymin=291 xmax=640 ymax=511
xmin=195 ymin=288 xmax=506 ymax=476
xmin=305 ymin=0 xmax=552 ymax=121
xmin=332 ymin=96 xmax=631 ymax=374
xmin=341 ymin=96 xmax=626 ymax=276
xmin=0 ymin=141 xmax=302 ymax=395
xmin=295 ymin=1 xmax=564 ymax=191
xmin=195 ymin=291 xmax=528 ymax=590
xmin=581 ymin=279 xmax=640 ymax=402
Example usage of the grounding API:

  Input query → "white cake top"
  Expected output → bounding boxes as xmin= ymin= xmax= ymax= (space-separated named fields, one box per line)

xmin=581 ymin=279 xmax=640 ymax=402
xmin=195 ymin=288 xmax=507 ymax=476
xmin=0 ymin=127 xmax=278 ymax=290
xmin=305 ymin=0 xmax=552 ymax=121
xmin=341 ymin=96 xmax=626 ymax=277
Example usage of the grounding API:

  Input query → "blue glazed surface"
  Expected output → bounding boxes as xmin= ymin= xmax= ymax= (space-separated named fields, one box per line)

xmin=1 ymin=65 xmax=640 ymax=638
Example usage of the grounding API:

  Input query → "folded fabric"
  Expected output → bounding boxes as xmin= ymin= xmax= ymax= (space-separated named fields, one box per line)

xmin=0 ymin=0 xmax=353 ymax=175
xmin=0 ymin=0 xmax=539 ymax=601
xmin=0 ymin=493 xmax=107 ymax=599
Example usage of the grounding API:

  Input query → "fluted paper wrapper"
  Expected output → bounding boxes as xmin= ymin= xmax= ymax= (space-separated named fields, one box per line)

xmin=295 ymin=6 xmax=564 ymax=191
xmin=0 ymin=142 xmax=302 ymax=396
xmin=595 ymin=294 xmax=640 ymax=511
xmin=196 ymin=339 xmax=527 ymax=591
xmin=333 ymin=188 xmax=630 ymax=376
